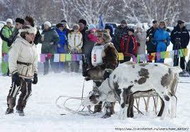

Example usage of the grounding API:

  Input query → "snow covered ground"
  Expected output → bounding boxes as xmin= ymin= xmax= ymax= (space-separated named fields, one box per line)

xmin=0 ymin=71 xmax=190 ymax=132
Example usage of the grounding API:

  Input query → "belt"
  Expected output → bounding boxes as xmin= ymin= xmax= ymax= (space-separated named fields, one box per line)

xmin=17 ymin=61 xmax=32 ymax=66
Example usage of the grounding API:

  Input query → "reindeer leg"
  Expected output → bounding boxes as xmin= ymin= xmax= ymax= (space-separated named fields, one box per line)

xmin=158 ymin=96 xmax=165 ymax=117
xmin=135 ymin=97 xmax=140 ymax=114
xmin=146 ymin=96 xmax=150 ymax=112
xmin=143 ymin=97 xmax=148 ymax=113
xmin=127 ymin=94 xmax=134 ymax=118
xmin=170 ymin=95 xmax=177 ymax=118
xmin=158 ymin=94 xmax=170 ymax=119
xmin=119 ymin=103 xmax=128 ymax=120
xmin=153 ymin=96 xmax=159 ymax=115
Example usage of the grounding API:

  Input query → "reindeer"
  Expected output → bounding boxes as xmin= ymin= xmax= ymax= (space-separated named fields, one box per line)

xmin=83 ymin=62 xmax=180 ymax=119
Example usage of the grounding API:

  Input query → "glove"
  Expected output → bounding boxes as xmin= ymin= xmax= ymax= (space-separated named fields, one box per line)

xmin=12 ymin=72 xmax=20 ymax=86
xmin=32 ymin=73 xmax=38 ymax=84
xmin=103 ymin=69 xmax=112 ymax=80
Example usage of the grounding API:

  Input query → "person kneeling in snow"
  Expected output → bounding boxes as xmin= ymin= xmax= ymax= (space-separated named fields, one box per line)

xmin=83 ymin=29 xmax=118 ymax=118
xmin=5 ymin=25 xmax=38 ymax=116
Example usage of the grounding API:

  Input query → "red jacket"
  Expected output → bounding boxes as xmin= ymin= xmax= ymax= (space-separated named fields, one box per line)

xmin=120 ymin=34 xmax=138 ymax=56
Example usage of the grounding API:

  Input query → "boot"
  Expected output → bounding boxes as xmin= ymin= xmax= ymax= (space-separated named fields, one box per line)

xmin=93 ymin=102 xmax=102 ymax=113
xmin=16 ymin=109 xmax=25 ymax=116
xmin=5 ymin=108 xmax=14 ymax=114
xmin=102 ymin=102 xmax=115 ymax=118
xmin=16 ymin=99 xmax=26 ymax=116
xmin=179 ymin=70 xmax=190 ymax=77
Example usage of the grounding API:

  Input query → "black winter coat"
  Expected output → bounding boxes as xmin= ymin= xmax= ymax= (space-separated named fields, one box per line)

xmin=146 ymin=27 xmax=157 ymax=52
xmin=80 ymin=26 xmax=88 ymax=52
xmin=113 ymin=26 xmax=129 ymax=51
xmin=170 ymin=25 xmax=190 ymax=49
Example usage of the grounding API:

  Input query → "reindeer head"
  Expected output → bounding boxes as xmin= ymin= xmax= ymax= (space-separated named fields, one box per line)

xmin=85 ymin=66 xmax=105 ymax=81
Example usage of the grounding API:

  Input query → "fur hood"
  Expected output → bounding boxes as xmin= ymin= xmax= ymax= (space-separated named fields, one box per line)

xmin=96 ymin=30 xmax=112 ymax=43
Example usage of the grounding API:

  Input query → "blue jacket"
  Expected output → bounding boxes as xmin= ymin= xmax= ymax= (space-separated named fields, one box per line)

xmin=56 ymin=28 xmax=67 ymax=53
xmin=154 ymin=28 xmax=170 ymax=47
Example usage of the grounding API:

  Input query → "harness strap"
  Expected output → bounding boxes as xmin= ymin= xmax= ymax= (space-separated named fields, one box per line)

xmin=107 ymin=78 xmax=121 ymax=101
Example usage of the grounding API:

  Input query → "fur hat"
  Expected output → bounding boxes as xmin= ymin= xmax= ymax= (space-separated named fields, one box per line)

xmin=73 ymin=24 xmax=80 ymax=30
xmin=79 ymin=19 xmax=87 ymax=26
xmin=19 ymin=25 xmax=37 ymax=34
xmin=96 ymin=29 xmax=112 ymax=43
xmin=15 ymin=18 xmax=25 ymax=25
xmin=44 ymin=21 xmax=51 ymax=27
xmin=25 ymin=16 xmax=35 ymax=27
xmin=6 ymin=18 xmax=13 ymax=25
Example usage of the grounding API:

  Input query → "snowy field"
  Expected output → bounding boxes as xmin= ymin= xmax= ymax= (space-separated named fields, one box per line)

xmin=0 ymin=72 xmax=190 ymax=132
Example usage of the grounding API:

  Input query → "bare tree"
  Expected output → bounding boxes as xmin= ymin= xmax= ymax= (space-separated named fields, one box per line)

xmin=0 ymin=0 xmax=188 ymax=26
xmin=120 ymin=0 xmax=181 ymax=25
xmin=53 ymin=0 xmax=116 ymax=24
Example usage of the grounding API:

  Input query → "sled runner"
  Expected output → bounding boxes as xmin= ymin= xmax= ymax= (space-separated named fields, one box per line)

xmin=55 ymin=95 xmax=94 ymax=116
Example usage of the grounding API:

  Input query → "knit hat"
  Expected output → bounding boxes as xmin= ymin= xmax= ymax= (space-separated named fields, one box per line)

xmin=136 ymin=23 xmax=142 ymax=28
xmin=96 ymin=29 xmax=112 ymax=43
xmin=152 ymin=20 xmax=157 ymax=24
xmin=128 ymin=28 xmax=134 ymax=33
xmin=88 ymin=24 xmax=96 ymax=30
xmin=6 ymin=18 xmax=13 ymax=25
xmin=44 ymin=21 xmax=51 ymax=27
xmin=61 ymin=20 xmax=67 ymax=23
xmin=15 ymin=18 xmax=25 ymax=25
xmin=178 ymin=20 xmax=185 ymax=25
xmin=56 ymin=23 xmax=64 ymax=28
xmin=79 ymin=19 xmax=87 ymax=26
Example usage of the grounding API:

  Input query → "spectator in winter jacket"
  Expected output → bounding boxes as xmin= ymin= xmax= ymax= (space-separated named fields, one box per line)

xmin=6 ymin=25 xmax=38 ymax=116
xmin=83 ymin=29 xmax=118 ymax=118
xmin=24 ymin=16 xmax=41 ymax=45
xmin=0 ymin=18 xmax=24 ymax=47
xmin=146 ymin=20 xmax=158 ymax=62
xmin=171 ymin=20 xmax=190 ymax=76
xmin=154 ymin=21 xmax=170 ymax=63
xmin=78 ymin=19 xmax=88 ymax=53
xmin=68 ymin=24 xmax=83 ymax=72
xmin=61 ymin=20 xmax=70 ymax=36
xmin=135 ymin=24 xmax=146 ymax=55
xmin=120 ymin=28 xmax=138 ymax=62
xmin=1 ymin=18 xmax=13 ymax=76
xmin=55 ymin=23 xmax=68 ymax=72
xmin=83 ymin=24 xmax=98 ymax=66
xmin=113 ymin=20 xmax=129 ymax=51
xmin=40 ymin=21 xmax=59 ymax=75
xmin=105 ymin=24 xmax=114 ymax=39
xmin=60 ymin=20 xmax=71 ymax=72
xmin=56 ymin=23 xmax=68 ymax=53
